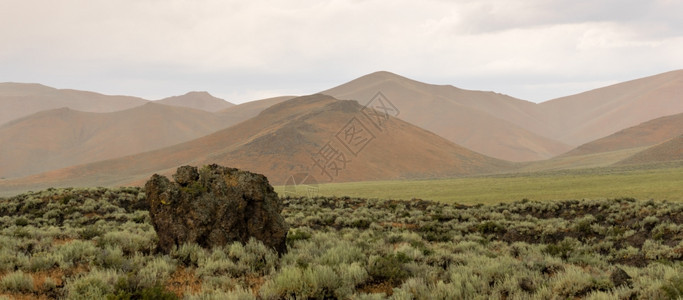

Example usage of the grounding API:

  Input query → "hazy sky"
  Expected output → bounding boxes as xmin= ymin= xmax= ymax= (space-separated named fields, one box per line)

xmin=2 ymin=0 xmax=682 ymax=103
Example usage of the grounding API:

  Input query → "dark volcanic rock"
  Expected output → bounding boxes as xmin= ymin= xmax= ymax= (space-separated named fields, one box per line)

xmin=145 ymin=164 xmax=288 ymax=254
xmin=610 ymin=267 xmax=632 ymax=287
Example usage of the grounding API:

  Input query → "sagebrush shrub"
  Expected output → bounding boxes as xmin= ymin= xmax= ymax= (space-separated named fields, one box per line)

xmin=171 ymin=243 xmax=206 ymax=267
xmin=64 ymin=269 xmax=121 ymax=299
xmin=136 ymin=256 xmax=176 ymax=289
xmin=367 ymin=253 xmax=410 ymax=284
xmin=0 ymin=270 xmax=34 ymax=293
xmin=661 ymin=275 xmax=683 ymax=300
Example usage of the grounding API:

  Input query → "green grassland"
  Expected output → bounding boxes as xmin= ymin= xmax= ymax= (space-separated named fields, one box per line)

xmin=276 ymin=164 xmax=683 ymax=205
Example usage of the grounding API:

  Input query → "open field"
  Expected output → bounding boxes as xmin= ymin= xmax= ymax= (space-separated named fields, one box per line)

xmin=0 ymin=188 xmax=682 ymax=299
xmin=275 ymin=163 xmax=683 ymax=205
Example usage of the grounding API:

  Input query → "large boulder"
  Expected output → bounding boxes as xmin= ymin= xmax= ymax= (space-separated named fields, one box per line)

xmin=144 ymin=164 xmax=288 ymax=254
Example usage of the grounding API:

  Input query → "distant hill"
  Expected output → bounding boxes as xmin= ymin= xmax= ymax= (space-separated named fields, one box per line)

xmin=216 ymin=96 xmax=296 ymax=126
xmin=563 ymin=112 xmax=683 ymax=157
xmin=0 ymin=91 xmax=296 ymax=180
xmin=157 ymin=91 xmax=235 ymax=112
xmin=617 ymin=135 xmax=683 ymax=165
xmin=0 ymin=94 xmax=511 ymax=194
xmin=517 ymin=112 xmax=683 ymax=172
xmin=0 ymin=83 xmax=148 ymax=126
xmin=323 ymin=71 xmax=570 ymax=162
xmin=324 ymin=70 xmax=683 ymax=162
xmin=0 ymin=103 xmax=227 ymax=179
xmin=3 ymin=70 xmax=683 ymax=194
xmin=539 ymin=70 xmax=683 ymax=146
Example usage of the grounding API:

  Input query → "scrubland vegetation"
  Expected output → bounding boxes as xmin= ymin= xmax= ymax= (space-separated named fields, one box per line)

xmin=0 ymin=187 xmax=682 ymax=299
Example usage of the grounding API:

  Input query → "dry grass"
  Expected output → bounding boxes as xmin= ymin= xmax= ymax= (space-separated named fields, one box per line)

xmin=166 ymin=267 xmax=202 ymax=298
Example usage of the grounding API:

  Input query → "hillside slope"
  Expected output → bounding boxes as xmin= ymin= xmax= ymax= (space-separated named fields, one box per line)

xmin=517 ymin=112 xmax=683 ymax=172
xmin=563 ymin=112 xmax=683 ymax=157
xmin=540 ymin=70 xmax=683 ymax=145
xmin=617 ymin=135 xmax=683 ymax=165
xmin=323 ymin=71 xmax=570 ymax=161
xmin=0 ymin=94 xmax=511 ymax=194
xmin=0 ymin=103 xmax=226 ymax=179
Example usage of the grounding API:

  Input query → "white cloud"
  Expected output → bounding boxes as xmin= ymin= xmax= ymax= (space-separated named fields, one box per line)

xmin=0 ymin=0 xmax=682 ymax=103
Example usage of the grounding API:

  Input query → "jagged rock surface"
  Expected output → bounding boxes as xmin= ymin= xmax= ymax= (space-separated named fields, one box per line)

xmin=145 ymin=164 xmax=288 ymax=254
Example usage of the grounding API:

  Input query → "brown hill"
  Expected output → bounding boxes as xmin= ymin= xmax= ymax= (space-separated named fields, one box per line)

xmin=157 ymin=91 xmax=235 ymax=112
xmin=616 ymin=135 xmax=683 ymax=165
xmin=4 ymin=69 xmax=683 ymax=188
xmin=0 ymin=103 xmax=227 ymax=179
xmin=563 ymin=112 xmax=683 ymax=157
xmin=323 ymin=71 xmax=570 ymax=162
xmin=0 ymin=94 xmax=511 ymax=195
xmin=0 ymin=83 xmax=148 ymax=126
xmin=539 ymin=70 xmax=683 ymax=146
xmin=511 ymin=112 xmax=683 ymax=173
xmin=216 ymin=96 xmax=296 ymax=126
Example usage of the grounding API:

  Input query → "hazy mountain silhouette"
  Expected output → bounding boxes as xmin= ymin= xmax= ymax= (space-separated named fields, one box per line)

xmin=0 ymin=94 xmax=511 ymax=194
xmin=539 ymin=70 xmax=683 ymax=146
xmin=0 ymin=83 xmax=147 ymax=126
xmin=323 ymin=71 xmax=570 ymax=162
xmin=0 ymin=103 xmax=228 ymax=179
xmin=2 ymin=70 xmax=683 ymax=195
xmin=157 ymin=91 xmax=235 ymax=112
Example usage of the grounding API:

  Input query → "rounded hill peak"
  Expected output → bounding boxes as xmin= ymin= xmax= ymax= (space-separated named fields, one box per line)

xmin=157 ymin=91 xmax=234 ymax=112
xmin=183 ymin=91 xmax=212 ymax=97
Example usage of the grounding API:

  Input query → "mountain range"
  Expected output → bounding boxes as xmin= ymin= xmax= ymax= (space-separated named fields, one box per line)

xmin=324 ymin=70 xmax=683 ymax=161
xmin=0 ymin=103 xmax=227 ymax=178
xmin=0 ymin=83 xmax=234 ymax=126
xmin=1 ymin=70 xmax=682 ymax=196
xmin=0 ymin=83 xmax=148 ymax=126
xmin=324 ymin=71 xmax=570 ymax=162
xmin=0 ymin=94 xmax=510 ymax=192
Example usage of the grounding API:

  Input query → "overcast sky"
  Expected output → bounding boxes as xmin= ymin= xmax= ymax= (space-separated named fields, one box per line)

xmin=2 ymin=0 xmax=682 ymax=104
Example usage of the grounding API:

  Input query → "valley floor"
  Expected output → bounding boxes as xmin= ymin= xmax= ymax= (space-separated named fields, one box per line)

xmin=275 ymin=163 xmax=683 ymax=205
